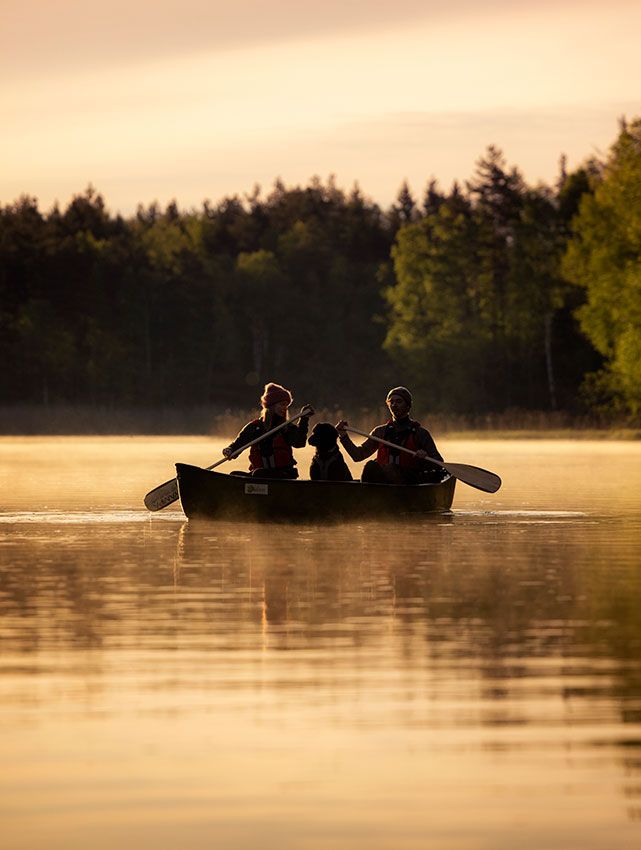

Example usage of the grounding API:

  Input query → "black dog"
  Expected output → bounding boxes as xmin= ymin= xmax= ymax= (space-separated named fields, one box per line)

xmin=308 ymin=422 xmax=353 ymax=481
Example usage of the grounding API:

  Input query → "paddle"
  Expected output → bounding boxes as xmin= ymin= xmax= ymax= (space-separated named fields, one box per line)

xmin=345 ymin=426 xmax=502 ymax=493
xmin=144 ymin=411 xmax=309 ymax=512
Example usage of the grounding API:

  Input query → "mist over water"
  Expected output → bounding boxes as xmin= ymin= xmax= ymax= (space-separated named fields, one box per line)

xmin=2 ymin=438 xmax=641 ymax=849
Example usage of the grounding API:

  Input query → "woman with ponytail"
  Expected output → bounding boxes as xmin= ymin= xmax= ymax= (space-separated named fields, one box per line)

xmin=222 ymin=383 xmax=314 ymax=479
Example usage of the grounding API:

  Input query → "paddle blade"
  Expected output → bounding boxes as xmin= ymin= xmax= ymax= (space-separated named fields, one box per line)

xmin=443 ymin=462 xmax=502 ymax=493
xmin=144 ymin=478 xmax=180 ymax=511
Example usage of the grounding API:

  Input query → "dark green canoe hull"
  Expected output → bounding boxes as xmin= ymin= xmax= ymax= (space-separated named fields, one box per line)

xmin=176 ymin=463 xmax=456 ymax=521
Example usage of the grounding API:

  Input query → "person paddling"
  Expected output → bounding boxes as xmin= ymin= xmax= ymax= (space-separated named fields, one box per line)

xmin=223 ymin=382 xmax=314 ymax=479
xmin=335 ymin=386 xmax=443 ymax=485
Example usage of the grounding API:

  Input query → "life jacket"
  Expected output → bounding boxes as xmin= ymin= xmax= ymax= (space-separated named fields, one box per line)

xmin=376 ymin=418 xmax=421 ymax=469
xmin=248 ymin=418 xmax=295 ymax=471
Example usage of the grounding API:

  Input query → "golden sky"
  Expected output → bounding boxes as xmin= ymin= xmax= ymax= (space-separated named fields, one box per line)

xmin=2 ymin=0 xmax=640 ymax=213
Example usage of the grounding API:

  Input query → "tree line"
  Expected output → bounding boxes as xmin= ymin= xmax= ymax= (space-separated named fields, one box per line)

xmin=1 ymin=118 xmax=640 ymax=421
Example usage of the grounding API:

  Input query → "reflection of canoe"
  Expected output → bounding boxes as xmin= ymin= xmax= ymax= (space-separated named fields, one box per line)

xmin=176 ymin=463 xmax=456 ymax=521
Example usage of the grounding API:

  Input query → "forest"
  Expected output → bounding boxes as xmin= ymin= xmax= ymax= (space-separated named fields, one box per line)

xmin=1 ymin=118 xmax=640 ymax=426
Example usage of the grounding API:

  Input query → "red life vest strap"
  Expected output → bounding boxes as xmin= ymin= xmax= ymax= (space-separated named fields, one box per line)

xmin=376 ymin=419 xmax=420 ymax=468
xmin=248 ymin=418 xmax=295 ymax=470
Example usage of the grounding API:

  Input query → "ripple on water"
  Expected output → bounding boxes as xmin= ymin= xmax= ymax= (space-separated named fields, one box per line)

xmin=0 ymin=510 xmax=184 ymax=524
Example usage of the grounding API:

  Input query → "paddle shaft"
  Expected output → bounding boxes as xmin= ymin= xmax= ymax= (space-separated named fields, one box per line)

xmin=144 ymin=411 xmax=308 ymax=511
xmin=214 ymin=410 xmax=308 ymax=465
xmin=344 ymin=426 xmax=501 ymax=493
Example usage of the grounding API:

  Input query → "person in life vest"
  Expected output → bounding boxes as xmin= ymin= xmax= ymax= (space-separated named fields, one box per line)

xmin=335 ymin=387 xmax=444 ymax=484
xmin=222 ymin=382 xmax=314 ymax=479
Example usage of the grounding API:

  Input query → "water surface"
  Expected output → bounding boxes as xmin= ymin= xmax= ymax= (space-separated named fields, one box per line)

xmin=1 ymin=437 xmax=641 ymax=849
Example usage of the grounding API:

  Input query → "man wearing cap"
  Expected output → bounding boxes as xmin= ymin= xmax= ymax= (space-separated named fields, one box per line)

xmin=222 ymin=382 xmax=314 ymax=479
xmin=335 ymin=387 xmax=443 ymax=485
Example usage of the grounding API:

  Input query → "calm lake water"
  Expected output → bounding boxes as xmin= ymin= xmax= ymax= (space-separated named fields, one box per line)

xmin=1 ymin=436 xmax=641 ymax=850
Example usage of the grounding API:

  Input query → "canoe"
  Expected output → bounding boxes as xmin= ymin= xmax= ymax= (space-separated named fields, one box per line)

xmin=175 ymin=463 xmax=456 ymax=521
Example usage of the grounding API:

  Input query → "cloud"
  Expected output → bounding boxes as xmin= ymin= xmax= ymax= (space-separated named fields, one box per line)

xmin=2 ymin=102 xmax=631 ymax=215
xmin=1 ymin=0 xmax=624 ymax=77
xmin=3 ymin=0 xmax=640 ymax=212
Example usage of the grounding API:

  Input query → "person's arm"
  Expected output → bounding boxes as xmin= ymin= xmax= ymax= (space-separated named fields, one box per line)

xmin=222 ymin=421 xmax=262 ymax=457
xmin=414 ymin=427 xmax=443 ymax=462
xmin=335 ymin=420 xmax=381 ymax=462
xmin=283 ymin=405 xmax=315 ymax=448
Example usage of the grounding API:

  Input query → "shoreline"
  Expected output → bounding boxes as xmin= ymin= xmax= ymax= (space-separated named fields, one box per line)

xmin=1 ymin=430 xmax=640 ymax=441
xmin=0 ymin=405 xmax=638 ymax=440
xmin=438 ymin=429 xmax=641 ymax=440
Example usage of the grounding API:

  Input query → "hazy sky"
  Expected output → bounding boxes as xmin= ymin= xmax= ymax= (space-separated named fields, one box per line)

xmin=2 ymin=0 xmax=640 ymax=214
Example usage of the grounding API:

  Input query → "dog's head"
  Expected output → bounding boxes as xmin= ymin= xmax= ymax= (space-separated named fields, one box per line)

xmin=308 ymin=422 xmax=339 ymax=451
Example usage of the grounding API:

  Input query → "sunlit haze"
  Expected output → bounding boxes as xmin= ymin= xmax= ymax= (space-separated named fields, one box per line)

xmin=2 ymin=0 xmax=640 ymax=213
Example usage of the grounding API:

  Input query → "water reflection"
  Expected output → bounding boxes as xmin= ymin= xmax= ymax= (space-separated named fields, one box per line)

xmin=2 ymin=438 xmax=641 ymax=848
xmin=3 ymin=513 xmax=640 ymax=729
